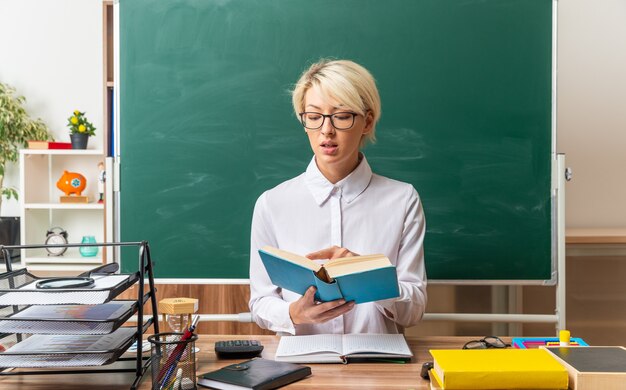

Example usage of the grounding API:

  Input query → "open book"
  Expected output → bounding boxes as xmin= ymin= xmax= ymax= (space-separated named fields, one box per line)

xmin=275 ymin=333 xmax=413 ymax=364
xmin=258 ymin=246 xmax=399 ymax=304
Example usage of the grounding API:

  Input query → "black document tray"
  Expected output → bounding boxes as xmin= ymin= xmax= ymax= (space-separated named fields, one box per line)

xmin=0 ymin=299 xmax=142 ymax=335
xmin=0 ymin=327 xmax=137 ymax=368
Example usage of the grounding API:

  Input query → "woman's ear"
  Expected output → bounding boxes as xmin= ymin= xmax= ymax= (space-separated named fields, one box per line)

xmin=362 ymin=110 xmax=374 ymax=135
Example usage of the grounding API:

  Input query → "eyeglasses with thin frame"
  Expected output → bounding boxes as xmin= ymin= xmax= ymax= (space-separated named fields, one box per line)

xmin=299 ymin=111 xmax=359 ymax=131
xmin=462 ymin=336 xmax=510 ymax=350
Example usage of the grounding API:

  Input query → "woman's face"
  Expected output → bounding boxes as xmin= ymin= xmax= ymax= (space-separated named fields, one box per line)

xmin=303 ymin=86 xmax=372 ymax=182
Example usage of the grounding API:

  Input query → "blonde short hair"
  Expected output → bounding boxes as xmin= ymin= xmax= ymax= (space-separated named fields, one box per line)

xmin=291 ymin=59 xmax=381 ymax=146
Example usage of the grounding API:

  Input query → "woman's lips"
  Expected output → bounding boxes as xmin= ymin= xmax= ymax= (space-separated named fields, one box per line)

xmin=320 ymin=142 xmax=338 ymax=155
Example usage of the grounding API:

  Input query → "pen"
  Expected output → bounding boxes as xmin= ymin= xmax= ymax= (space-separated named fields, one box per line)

xmin=162 ymin=366 xmax=183 ymax=390
xmin=159 ymin=364 xmax=177 ymax=390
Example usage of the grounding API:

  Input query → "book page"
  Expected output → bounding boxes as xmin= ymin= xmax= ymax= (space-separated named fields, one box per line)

xmin=326 ymin=254 xmax=387 ymax=267
xmin=261 ymin=246 xmax=320 ymax=272
xmin=343 ymin=334 xmax=412 ymax=356
xmin=276 ymin=334 xmax=343 ymax=357
xmin=324 ymin=255 xmax=391 ymax=278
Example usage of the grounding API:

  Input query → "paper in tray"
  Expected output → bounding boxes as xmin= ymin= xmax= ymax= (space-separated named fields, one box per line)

xmin=0 ymin=300 xmax=137 ymax=335
xmin=0 ymin=327 xmax=137 ymax=368
xmin=0 ymin=271 xmax=138 ymax=305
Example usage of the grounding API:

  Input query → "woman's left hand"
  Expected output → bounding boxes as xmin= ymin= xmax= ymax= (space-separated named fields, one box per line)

xmin=306 ymin=246 xmax=359 ymax=261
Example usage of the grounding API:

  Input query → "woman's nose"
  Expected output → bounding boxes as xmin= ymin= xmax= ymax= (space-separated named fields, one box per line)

xmin=320 ymin=116 xmax=336 ymax=135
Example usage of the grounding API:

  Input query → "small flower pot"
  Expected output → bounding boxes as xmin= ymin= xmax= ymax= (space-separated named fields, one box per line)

xmin=70 ymin=133 xmax=89 ymax=149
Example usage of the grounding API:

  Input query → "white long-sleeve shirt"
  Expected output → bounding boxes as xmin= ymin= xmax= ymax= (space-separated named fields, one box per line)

xmin=248 ymin=155 xmax=427 ymax=335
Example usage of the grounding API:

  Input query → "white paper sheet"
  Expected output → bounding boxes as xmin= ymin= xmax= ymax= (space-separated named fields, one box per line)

xmin=0 ymin=301 xmax=134 ymax=334
xmin=0 ymin=327 xmax=136 ymax=367
xmin=0 ymin=275 xmax=132 ymax=305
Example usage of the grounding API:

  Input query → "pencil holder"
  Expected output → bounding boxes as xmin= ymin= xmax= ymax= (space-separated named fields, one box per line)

xmin=148 ymin=332 xmax=198 ymax=390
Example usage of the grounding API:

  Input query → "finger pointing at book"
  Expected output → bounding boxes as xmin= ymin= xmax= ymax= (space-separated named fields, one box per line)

xmin=306 ymin=246 xmax=359 ymax=261
xmin=289 ymin=287 xmax=355 ymax=325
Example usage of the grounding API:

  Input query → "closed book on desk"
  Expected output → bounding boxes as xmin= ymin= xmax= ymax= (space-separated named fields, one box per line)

xmin=258 ymin=246 xmax=399 ymax=304
xmin=275 ymin=333 xmax=412 ymax=364
xmin=198 ymin=358 xmax=311 ymax=390
xmin=429 ymin=348 xmax=568 ymax=389
xmin=544 ymin=346 xmax=626 ymax=390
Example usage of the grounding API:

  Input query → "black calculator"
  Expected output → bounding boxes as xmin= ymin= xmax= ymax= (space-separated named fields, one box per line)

xmin=214 ymin=339 xmax=264 ymax=359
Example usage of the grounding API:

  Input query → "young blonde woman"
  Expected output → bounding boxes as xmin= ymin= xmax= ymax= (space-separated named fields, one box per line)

xmin=249 ymin=59 xmax=427 ymax=335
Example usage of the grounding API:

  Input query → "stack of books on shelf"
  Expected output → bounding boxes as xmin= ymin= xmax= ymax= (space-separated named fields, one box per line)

xmin=28 ymin=141 xmax=72 ymax=149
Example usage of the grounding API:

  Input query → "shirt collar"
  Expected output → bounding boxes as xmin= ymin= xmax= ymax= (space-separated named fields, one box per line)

xmin=305 ymin=154 xmax=373 ymax=206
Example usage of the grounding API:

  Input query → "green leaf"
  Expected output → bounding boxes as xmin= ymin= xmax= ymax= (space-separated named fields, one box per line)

xmin=0 ymin=82 xmax=52 ymax=207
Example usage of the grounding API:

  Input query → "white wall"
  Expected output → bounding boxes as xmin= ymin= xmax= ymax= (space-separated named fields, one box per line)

xmin=0 ymin=0 xmax=103 ymax=217
xmin=557 ymin=0 xmax=626 ymax=228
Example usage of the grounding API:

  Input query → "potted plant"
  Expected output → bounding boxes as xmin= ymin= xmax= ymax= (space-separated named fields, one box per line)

xmin=0 ymin=82 xmax=52 ymax=262
xmin=67 ymin=110 xmax=96 ymax=149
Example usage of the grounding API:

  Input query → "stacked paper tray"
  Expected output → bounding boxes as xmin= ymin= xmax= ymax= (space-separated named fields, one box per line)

xmin=0 ymin=269 xmax=139 ymax=305
xmin=0 ymin=327 xmax=137 ymax=368
xmin=0 ymin=300 xmax=139 ymax=335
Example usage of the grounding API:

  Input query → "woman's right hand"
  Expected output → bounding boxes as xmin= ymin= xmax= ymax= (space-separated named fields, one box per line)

xmin=289 ymin=286 xmax=355 ymax=325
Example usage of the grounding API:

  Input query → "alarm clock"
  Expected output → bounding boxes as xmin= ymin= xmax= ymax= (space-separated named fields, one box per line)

xmin=45 ymin=227 xmax=68 ymax=256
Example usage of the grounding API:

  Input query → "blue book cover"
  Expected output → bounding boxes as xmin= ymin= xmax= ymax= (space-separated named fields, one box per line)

xmin=258 ymin=246 xmax=399 ymax=304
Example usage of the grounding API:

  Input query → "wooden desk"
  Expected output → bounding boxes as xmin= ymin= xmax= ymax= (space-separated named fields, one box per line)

xmin=0 ymin=335 xmax=476 ymax=389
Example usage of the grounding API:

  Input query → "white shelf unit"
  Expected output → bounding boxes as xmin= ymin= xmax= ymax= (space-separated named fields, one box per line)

xmin=19 ymin=149 xmax=107 ymax=271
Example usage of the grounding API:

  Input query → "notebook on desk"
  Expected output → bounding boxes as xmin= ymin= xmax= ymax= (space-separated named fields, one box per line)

xmin=198 ymin=358 xmax=311 ymax=390
xmin=275 ymin=333 xmax=412 ymax=364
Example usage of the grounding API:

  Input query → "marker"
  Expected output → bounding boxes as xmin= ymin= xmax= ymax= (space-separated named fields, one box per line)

xmin=173 ymin=368 xmax=182 ymax=390
xmin=559 ymin=329 xmax=570 ymax=346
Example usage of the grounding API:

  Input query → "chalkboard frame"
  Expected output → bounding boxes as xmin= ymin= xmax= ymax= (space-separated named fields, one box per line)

xmin=115 ymin=0 xmax=559 ymax=285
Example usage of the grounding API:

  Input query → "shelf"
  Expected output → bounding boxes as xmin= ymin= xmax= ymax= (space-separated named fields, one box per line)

xmin=24 ymin=256 xmax=103 ymax=264
xmin=566 ymin=228 xmax=626 ymax=244
xmin=4 ymin=263 xmax=98 ymax=273
xmin=22 ymin=248 xmax=103 ymax=263
xmin=21 ymin=149 xmax=104 ymax=156
xmin=24 ymin=203 xmax=104 ymax=210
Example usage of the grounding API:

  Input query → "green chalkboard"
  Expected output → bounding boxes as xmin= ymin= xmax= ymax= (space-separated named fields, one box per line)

xmin=119 ymin=0 xmax=554 ymax=281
